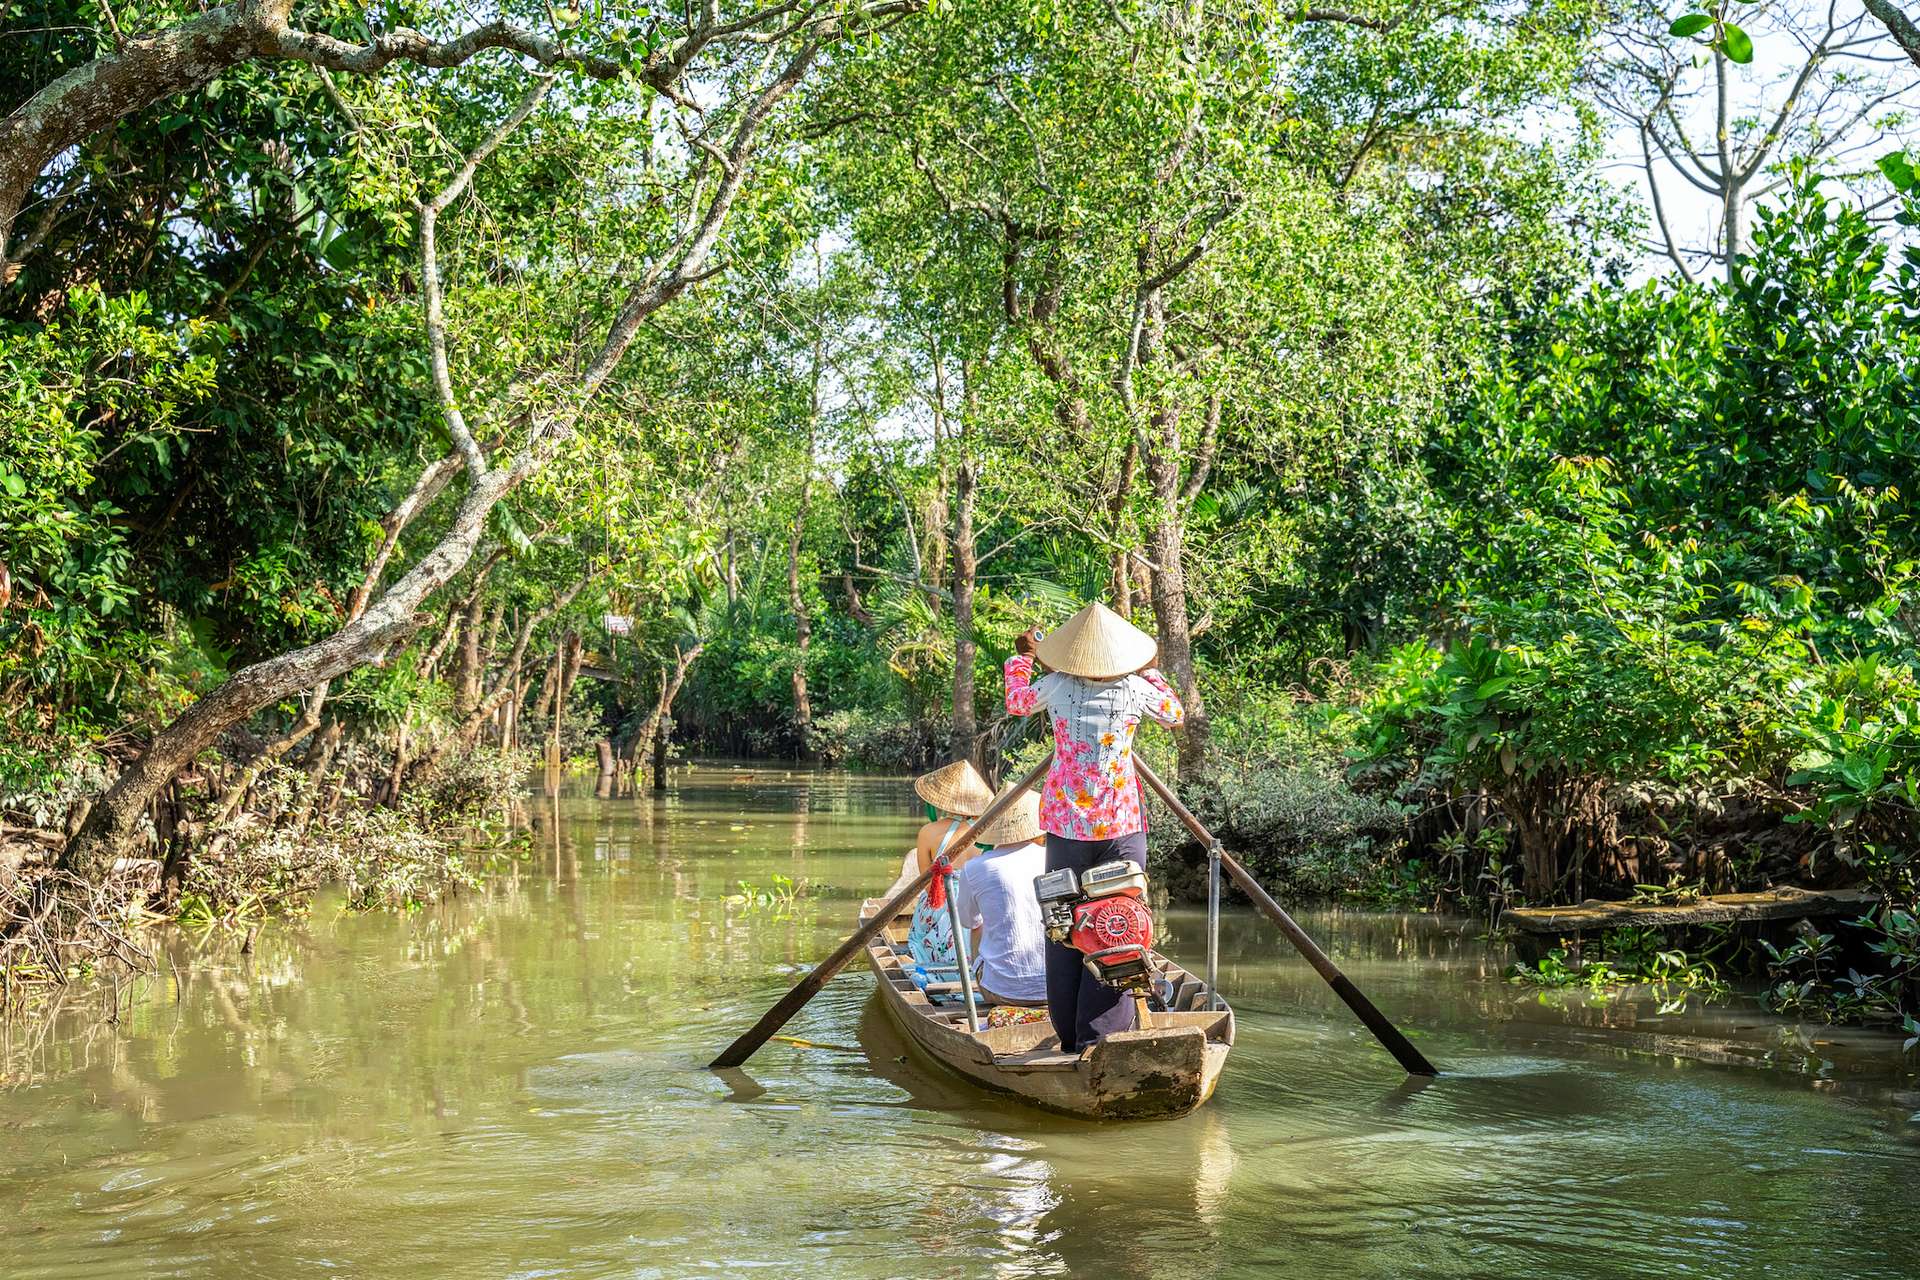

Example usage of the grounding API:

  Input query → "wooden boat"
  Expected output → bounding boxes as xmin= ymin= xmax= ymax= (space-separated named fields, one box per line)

xmin=859 ymin=886 xmax=1235 ymax=1121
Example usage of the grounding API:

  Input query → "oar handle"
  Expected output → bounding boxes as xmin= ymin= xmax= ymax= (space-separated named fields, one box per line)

xmin=708 ymin=754 xmax=1053 ymax=1069
xmin=1135 ymin=759 xmax=1438 ymax=1077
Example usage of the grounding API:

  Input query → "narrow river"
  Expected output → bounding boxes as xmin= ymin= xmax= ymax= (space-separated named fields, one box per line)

xmin=3 ymin=766 xmax=1916 ymax=1278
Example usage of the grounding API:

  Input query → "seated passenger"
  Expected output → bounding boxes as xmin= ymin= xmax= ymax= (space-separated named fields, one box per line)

xmin=912 ymin=758 xmax=993 ymax=876
xmin=952 ymin=785 xmax=1049 ymax=1007
xmin=902 ymin=759 xmax=994 ymax=980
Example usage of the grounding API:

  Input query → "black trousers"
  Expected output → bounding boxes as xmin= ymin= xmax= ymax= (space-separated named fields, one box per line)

xmin=1044 ymin=831 xmax=1148 ymax=1052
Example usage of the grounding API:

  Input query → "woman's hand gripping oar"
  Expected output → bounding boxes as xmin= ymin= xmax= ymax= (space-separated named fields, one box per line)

xmin=1134 ymin=759 xmax=1439 ymax=1077
xmin=708 ymin=755 xmax=1053 ymax=1070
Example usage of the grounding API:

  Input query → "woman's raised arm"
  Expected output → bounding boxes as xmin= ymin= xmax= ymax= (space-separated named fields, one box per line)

xmin=1134 ymin=668 xmax=1185 ymax=726
xmin=1004 ymin=654 xmax=1042 ymax=716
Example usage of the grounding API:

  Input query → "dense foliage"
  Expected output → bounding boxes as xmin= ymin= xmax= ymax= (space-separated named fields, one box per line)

xmin=2 ymin=0 xmax=1916 ymax=1024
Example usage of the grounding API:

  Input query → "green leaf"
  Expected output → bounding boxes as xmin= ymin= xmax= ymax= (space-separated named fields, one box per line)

xmin=0 ymin=471 xmax=24 ymax=498
xmin=323 ymin=230 xmax=362 ymax=271
xmin=1668 ymin=13 xmax=1712 ymax=36
xmin=1720 ymin=23 xmax=1754 ymax=63
xmin=492 ymin=505 xmax=534 ymax=555
xmin=1878 ymin=151 xmax=1916 ymax=193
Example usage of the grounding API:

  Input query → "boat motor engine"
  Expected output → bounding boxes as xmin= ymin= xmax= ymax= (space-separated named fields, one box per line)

xmin=1033 ymin=861 xmax=1156 ymax=990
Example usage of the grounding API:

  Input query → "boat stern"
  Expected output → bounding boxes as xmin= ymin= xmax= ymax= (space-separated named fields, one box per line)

xmin=1085 ymin=1024 xmax=1208 ymax=1120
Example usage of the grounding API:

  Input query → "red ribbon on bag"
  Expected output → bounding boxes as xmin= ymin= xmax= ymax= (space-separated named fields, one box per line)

xmin=927 ymin=853 xmax=955 ymax=911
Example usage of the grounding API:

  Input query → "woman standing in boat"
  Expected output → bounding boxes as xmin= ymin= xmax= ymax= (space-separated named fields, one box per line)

xmin=1004 ymin=603 xmax=1184 ymax=1052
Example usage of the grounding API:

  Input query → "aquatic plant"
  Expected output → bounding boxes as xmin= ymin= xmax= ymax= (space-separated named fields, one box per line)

xmin=1763 ymin=906 xmax=1920 ymax=1026
xmin=1509 ymin=925 xmax=1732 ymax=1012
xmin=726 ymin=874 xmax=811 ymax=917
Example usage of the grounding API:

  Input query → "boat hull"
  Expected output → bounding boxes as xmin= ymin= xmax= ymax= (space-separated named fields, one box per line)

xmin=860 ymin=895 xmax=1234 ymax=1121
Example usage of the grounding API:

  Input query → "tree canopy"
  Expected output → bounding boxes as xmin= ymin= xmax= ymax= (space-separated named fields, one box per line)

xmin=3 ymin=0 xmax=1917 ymax=1013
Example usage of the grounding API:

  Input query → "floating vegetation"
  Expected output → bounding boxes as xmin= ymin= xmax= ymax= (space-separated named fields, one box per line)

xmin=725 ymin=874 xmax=811 ymax=916
xmin=1508 ymin=925 xmax=1732 ymax=1013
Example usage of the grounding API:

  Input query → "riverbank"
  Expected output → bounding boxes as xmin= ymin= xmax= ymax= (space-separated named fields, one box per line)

xmin=2 ymin=767 xmax=1916 ymax=1278
xmin=0 ymin=734 xmax=530 ymax=1017
xmin=11 ymin=715 xmax=1915 ymax=1043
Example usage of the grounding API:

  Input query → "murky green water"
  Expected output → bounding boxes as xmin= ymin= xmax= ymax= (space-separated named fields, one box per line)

xmin=3 ymin=766 xmax=1917 ymax=1278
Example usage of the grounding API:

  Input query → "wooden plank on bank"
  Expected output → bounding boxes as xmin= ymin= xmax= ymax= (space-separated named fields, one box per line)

xmin=1505 ymin=888 xmax=1880 ymax=935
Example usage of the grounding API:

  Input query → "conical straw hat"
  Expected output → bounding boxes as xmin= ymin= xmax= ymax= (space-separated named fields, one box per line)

xmin=913 ymin=758 xmax=994 ymax=816
xmin=969 ymin=784 xmax=1044 ymax=846
xmin=1034 ymin=602 xmax=1157 ymax=680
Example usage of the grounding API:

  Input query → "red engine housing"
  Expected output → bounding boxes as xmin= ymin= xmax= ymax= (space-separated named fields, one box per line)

xmin=1067 ymin=894 xmax=1155 ymax=987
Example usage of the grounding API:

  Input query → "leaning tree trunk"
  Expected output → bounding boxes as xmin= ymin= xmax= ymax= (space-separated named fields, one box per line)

xmin=55 ymin=23 xmax=826 ymax=878
xmin=637 ymin=641 xmax=705 ymax=790
xmin=63 ymin=466 xmax=518 ymax=876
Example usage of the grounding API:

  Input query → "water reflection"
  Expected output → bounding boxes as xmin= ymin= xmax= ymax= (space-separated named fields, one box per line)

xmin=0 ymin=764 xmax=1915 ymax=1280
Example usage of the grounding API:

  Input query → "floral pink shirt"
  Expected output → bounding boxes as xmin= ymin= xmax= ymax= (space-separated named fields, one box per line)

xmin=1004 ymin=654 xmax=1185 ymax=840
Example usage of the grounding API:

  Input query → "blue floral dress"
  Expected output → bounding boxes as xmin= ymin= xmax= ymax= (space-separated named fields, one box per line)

xmin=907 ymin=820 xmax=963 ymax=985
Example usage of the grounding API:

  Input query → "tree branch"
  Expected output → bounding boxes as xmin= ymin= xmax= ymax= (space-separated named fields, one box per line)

xmin=581 ymin=37 xmax=822 ymax=394
xmin=1863 ymin=0 xmax=1920 ymax=66
xmin=1180 ymin=392 xmax=1220 ymax=505
xmin=419 ymin=74 xmax=558 ymax=480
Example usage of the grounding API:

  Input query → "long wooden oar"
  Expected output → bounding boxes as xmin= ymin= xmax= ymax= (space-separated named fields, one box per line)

xmin=709 ymin=755 xmax=1052 ymax=1069
xmin=1135 ymin=759 xmax=1439 ymax=1077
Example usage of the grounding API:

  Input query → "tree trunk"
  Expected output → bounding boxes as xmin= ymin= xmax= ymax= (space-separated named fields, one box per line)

xmin=210 ymin=679 xmax=329 ymax=826
xmin=950 ymin=457 xmax=979 ymax=763
xmin=423 ymin=571 xmax=596 ymax=777
xmin=549 ymin=629 xmax=582 ymax=769
xmin=382 ymin=719 xmax=414 ymax=808
xmin=452 ymin=589 xmax=487 ymax=716
xmin=789 ymin=384 xmax=817 ymax=754
xmin=420 ymin=548 xmax=504 ymax=682
xmin=290 ymin=718 xmax=343 ymax=830
xmin=1722 ymin=181 xmax=1744 ymax=272
xmin=652 ymin=723 xmax=671 ymax=791
xmin=636 ymin=642 xmax=704 ymax=788
xmin=842 ymin=570 xmax=874 ymax=626
xmin=632 ymin=665 xmax=668 ymax=779
xmin=533 ymin=646 xmax=561 ymax=731
xmin=1143 ymin=452 xmax=1208 ymax=780
xmin=480 ymin=598 xmax=506 ymax=672
xmin=63 ymin=465 xmax=520 ymax=875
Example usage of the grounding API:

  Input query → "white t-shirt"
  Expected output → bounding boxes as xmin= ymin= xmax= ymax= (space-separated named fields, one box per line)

xmin=953 ymin=839 xmax=1049 ymax=1003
